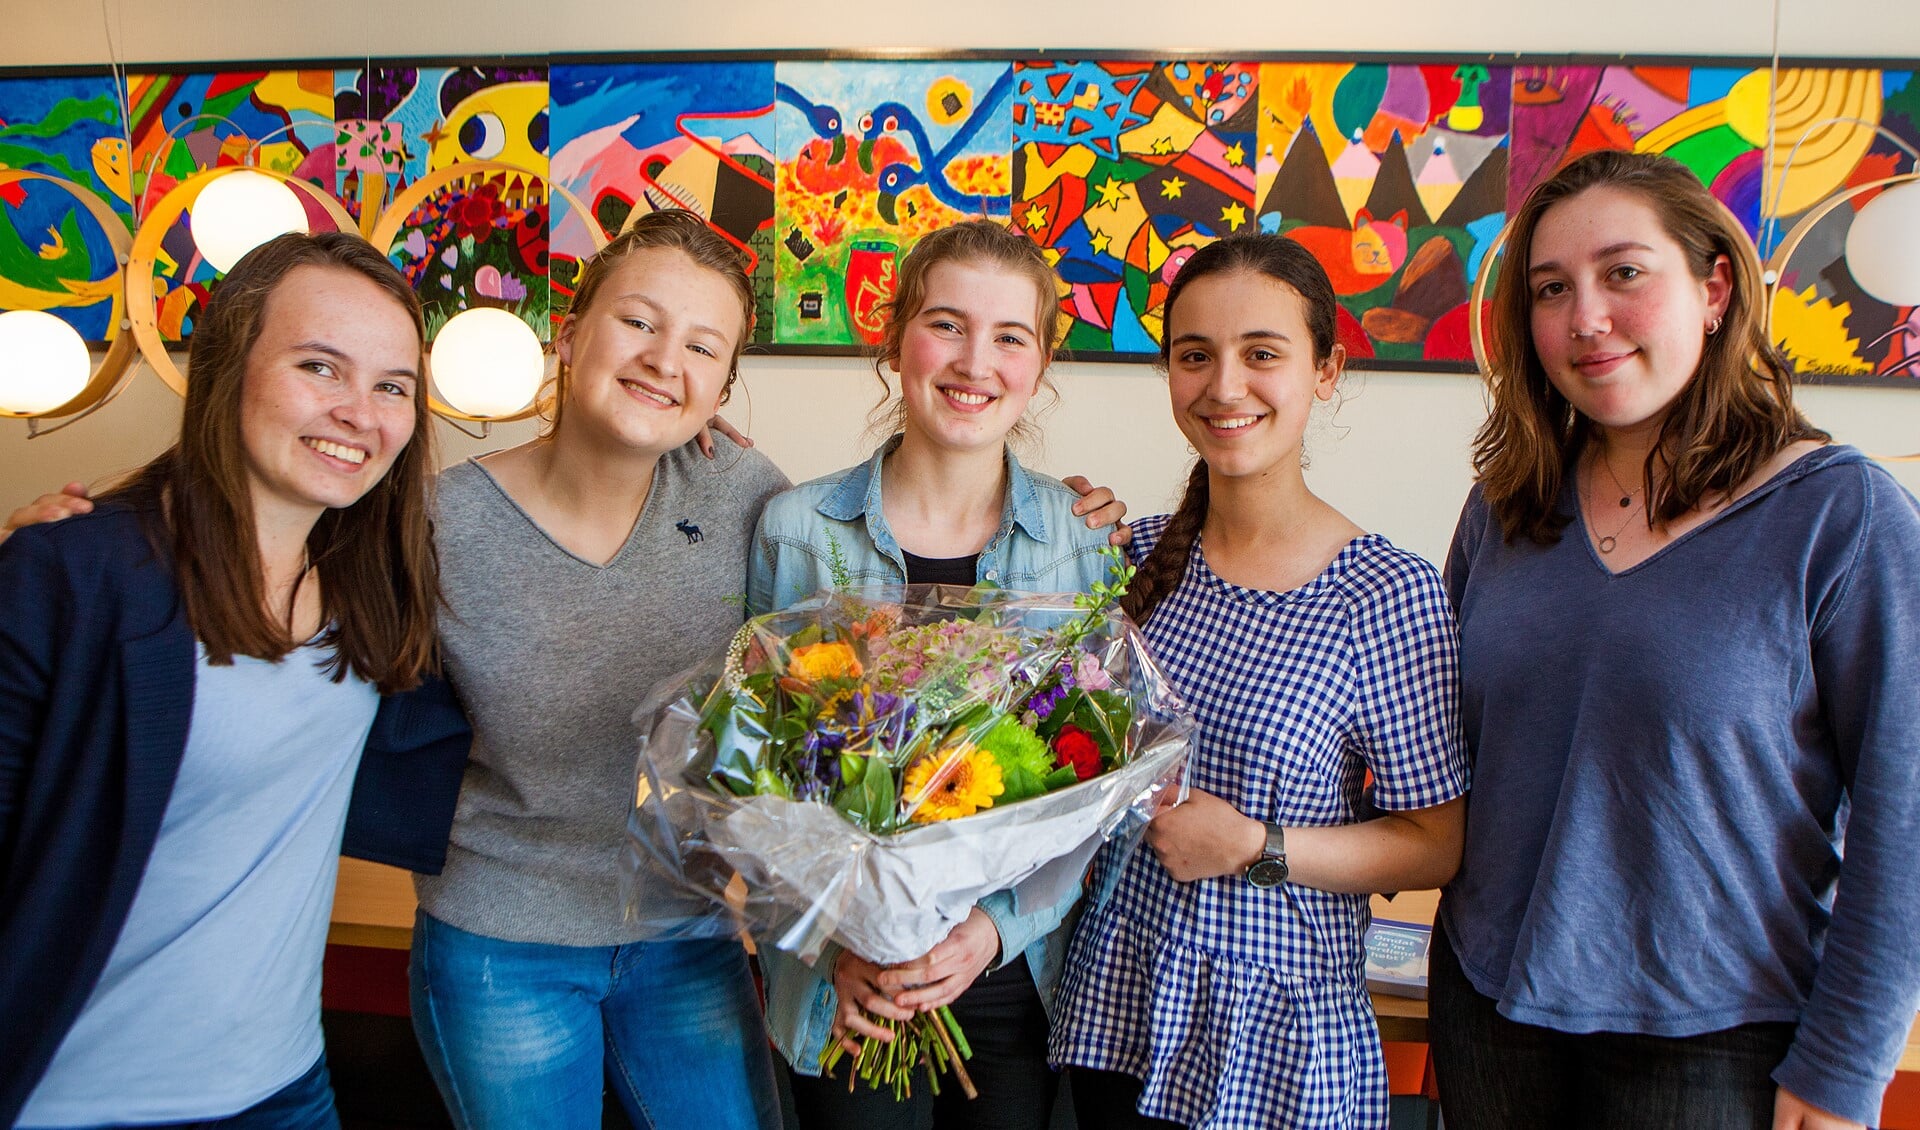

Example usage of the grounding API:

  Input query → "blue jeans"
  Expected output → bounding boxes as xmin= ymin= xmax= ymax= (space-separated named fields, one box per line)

xmin=409 ymin=911 xmax=782 ymax=1130
xmin=44 ymin=1058 xmax=339 ymax=1130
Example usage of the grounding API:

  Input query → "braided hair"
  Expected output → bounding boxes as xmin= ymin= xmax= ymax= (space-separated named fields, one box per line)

xmin=1121 ymin=235 xmax=1341 ymax=625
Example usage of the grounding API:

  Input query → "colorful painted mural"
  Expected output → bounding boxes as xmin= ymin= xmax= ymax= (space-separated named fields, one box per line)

xmin=339 ymin=64 xmax=551 ymax=339
xmin=123 ymin=69 xmax=335 ymax=341
xmin=773 ymin=59 xmax=1014 ymax=346
xmin=0 ymin=72 xmax=129 ymax=343
xmin=1011 ymin=60 xmax=1257 ymax=354
xmin=1256 ymin=62 xmax=1511 ymax=364
xmin=0 ymin=54 xmax=1915 ymax=380
xmin=550 ymin=61 xmax=776 ymax=334
xmin=1511 ymin=64 xmax=1919 ymax=378
xmin=1761 ymin=69 xmax=1918 ymax=378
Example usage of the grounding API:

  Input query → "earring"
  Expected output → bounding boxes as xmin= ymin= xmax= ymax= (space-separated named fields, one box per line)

xmin=1706 ymin=317 xmax=1723 ymax=335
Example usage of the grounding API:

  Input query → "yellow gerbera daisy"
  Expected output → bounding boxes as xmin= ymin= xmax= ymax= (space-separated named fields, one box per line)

xmin=787 ymin=641 xmax=863 ymax=683
xmin=902 ymin=745 xmax=1004 ymax=823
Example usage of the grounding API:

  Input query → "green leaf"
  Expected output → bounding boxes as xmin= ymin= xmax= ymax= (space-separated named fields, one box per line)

xmin=860 ymin=759 xmax=897 ymax=830
xmin=1041 ymin=764 xmax=1081 ymax=791
xmin=1000 ymin=763 xmax=1046 ymax=803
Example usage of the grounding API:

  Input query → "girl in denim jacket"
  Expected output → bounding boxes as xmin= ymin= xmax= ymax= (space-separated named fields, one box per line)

xmin=749 ymin=221 xmax=1119 ymax=1130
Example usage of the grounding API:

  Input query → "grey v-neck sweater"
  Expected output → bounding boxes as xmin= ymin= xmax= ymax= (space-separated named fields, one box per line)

xmin=414 ymin=439 xmax=788 ymax=945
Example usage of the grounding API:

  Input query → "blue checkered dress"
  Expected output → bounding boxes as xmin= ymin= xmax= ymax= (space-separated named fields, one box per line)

xmin=1050 ymin=516 xmax=1468 ymax=1129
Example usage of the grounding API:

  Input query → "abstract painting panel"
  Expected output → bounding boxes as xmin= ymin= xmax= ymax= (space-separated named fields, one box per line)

xmin=773 ymin=59 xmax=1014 ymax=347
xmin=550 ymin=61 xmax=776 ymax=334
xmin=0 ymin=73 xmax=130 ymax=343
xmin=1257 ymin=62 xmax=1511 ymax=363
xmin=1013 ymin=60 xmax=1257 ymax=354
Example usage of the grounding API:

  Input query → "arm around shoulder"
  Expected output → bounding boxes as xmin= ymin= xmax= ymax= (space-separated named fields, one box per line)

xmin=342 ymin=672 xmax=473 ymax=874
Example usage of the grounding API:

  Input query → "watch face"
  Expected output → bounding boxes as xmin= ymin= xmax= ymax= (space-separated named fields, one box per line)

xmin=1246 ymin=857 xmax=1289 ymax=888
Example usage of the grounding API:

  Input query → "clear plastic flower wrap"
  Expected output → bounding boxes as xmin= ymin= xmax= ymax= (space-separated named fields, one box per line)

xmin=623 ymin=559 xmax=1192 ymax=1095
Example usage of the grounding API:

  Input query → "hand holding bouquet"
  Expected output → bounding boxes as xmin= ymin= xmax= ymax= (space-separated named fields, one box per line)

xmin=627 ymin=550 xmax=1192 ymax=1098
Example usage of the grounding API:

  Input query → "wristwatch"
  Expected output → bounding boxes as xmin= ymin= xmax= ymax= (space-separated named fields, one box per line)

xmin=1244 ymin=821 xmax=1288 ymax=888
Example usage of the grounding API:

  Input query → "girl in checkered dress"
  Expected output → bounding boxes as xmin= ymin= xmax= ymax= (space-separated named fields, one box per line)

xmin=1048 ymin=235 xmax=1470 ymax=1129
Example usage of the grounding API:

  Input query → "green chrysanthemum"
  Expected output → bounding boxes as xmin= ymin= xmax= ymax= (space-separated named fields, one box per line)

xmin=975 ymin=716 xmax=1053 ymax=802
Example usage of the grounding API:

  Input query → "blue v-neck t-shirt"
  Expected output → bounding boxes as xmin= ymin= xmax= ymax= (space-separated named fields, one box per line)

xmin=1442 ymin=445 xmax=1920 ymax=1125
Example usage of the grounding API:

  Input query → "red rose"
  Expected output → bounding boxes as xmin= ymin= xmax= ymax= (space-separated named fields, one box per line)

xmin=1052 ymin=724 xmax=1101 ymax=781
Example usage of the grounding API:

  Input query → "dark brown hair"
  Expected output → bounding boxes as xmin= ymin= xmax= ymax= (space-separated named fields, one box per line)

xmin=107 ymin=231 xmax=440 ymax=692
xmin=1475 ymin=150 xmax=1827 ymax=544
xmin=869 ymin=219 xmax=1064 ymax=441
xmin=1123 ymin=235 xmax=1342 ymax=625
xmin=545 ymin=208 xmax=755 ymax=433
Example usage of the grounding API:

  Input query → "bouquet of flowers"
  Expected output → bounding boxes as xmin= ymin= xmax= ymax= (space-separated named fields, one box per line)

xmin=626 ymin=550 xmax=1192 ymax=1099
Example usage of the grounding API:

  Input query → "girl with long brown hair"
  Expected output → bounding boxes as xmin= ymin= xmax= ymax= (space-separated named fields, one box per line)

xmin=1047 ymin=233 xmax=1468 ymax=1129
xmin=0 ymin=231 xmax=467 ymax=1129
xmin=1429 ymin=150 xmax=1920 ymax=1130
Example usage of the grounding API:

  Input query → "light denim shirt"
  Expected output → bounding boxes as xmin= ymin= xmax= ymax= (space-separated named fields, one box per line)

xmin=748 ymin=436 xmax=1115 ymax=1074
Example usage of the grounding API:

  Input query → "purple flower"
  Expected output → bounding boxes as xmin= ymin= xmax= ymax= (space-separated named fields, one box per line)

xmin=839 ymin=691 xmax=915 ymax=751
xmin=1028 ymin=684 xmax=1068 ymax=720
xmin=793 ymin=740 xmax=844 ymax=802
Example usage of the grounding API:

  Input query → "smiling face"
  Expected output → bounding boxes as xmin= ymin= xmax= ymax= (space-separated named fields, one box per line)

xmin=892 ymin=258 xmax=1048 ymax=457
xmin=1165 ymin=269 xmax=1341 ymax=482
xmin=554 ymin=245 xmax=745 ymax=457
xmin=237 ymin=265 xmax=421 ymax=528
xmin=1526 ymin=185 xmax=1730 ymax=438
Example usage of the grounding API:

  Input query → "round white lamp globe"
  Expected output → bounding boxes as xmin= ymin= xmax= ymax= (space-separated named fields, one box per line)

xmin=0 ymin=309 xmax=91 ymax=415
xmin=430 ymin=308 xmax=545 ymax=418
xmin=1843 ymin=179 xmax=1920 ymax=307
xmin=190 ymin=169 xmax=309 ymax=273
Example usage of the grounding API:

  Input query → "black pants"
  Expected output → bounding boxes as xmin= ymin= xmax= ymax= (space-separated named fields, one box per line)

xmin=1427 ymin=917 xmax=1797 ymax=1130
xmin=1068 ymin=1068 xmax=1183 ymax=1130
xmin=788 ymin=954 xmax=1058 ymax=1130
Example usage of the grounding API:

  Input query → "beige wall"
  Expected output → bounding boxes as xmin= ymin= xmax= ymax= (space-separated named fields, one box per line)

xmin=4 ymin=0 xmax=1918 ymax=565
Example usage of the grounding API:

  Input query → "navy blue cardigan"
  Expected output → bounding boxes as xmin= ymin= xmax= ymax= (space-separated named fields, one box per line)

xmin=0 ymin=503 xmax=471 ymax=1125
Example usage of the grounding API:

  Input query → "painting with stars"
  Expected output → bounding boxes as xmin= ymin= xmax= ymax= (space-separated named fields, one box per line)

xmin=1011 ymin=60 xmax=1257 ymax=355
xmin=771 ymin=59 xmax=1013 ymax=347
xmin=1255 ymin=62 xmax=1511 ymax=364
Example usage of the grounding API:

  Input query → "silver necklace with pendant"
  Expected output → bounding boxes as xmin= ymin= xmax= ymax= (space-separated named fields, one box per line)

xmin=1594 ymin=454 xmax=1643 ymax=555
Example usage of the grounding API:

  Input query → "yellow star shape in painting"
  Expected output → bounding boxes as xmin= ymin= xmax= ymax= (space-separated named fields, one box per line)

xmin=1151 ymin=136 xmax=1175 ymax=155
xmin=1023 ymin=201 xmax=1049 ymax=231
xmin=1223 ymin=140 xmax=1246 ymax=167
xmin=1159 ymin=175 xmax=1187 ymax=200
xmin=1093 ymin=175 xmax=1127 ymax=209
xmin=1220 ymin=201 xmax=1248 ymax=231
xmin=1090 ymin=229 xmax=1112 ymax=257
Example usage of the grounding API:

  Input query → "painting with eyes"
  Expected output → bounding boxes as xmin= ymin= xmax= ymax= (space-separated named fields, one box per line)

xmin=0 ymin=72 xmax=131 ymax=345
xmin=339 ymin=64 xmax=551 ymax=340
xmin=1 ymin=54 xmax=1915 ymax=381
xmin=771 ymin=59 xmax=1014 ymax=347
xmin=1510 ymin=64 xmax=1920 ymax=379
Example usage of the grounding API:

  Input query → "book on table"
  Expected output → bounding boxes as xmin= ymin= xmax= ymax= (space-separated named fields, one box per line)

xmin=1366 ymin=918 xmax=1432 ymax=1000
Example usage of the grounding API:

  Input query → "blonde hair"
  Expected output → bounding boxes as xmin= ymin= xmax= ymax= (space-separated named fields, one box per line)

xmin=545 ymin=208 xmax=754 ymax=434
xmin=869 ymin=220 xmax=1063 ymax=442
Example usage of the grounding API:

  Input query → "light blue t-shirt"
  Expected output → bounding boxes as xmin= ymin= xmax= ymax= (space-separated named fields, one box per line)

xmin=20 ymin=645 xmax=377 ymax=1127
